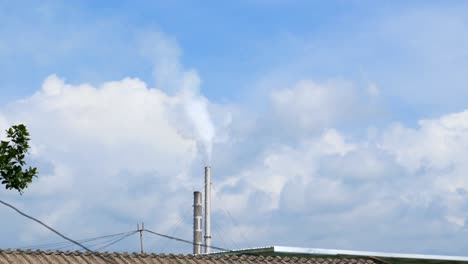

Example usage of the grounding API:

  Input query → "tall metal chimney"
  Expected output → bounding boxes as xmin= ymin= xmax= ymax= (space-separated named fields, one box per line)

xmin=204 ymin=166 xmax=212 ymax=253
xmin=193 ymin=191 xmax=203 ymax=255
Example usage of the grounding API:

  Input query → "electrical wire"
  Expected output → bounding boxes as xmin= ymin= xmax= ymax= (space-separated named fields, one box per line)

xmin=53 ymin=231 xmax=138 ymax=251
xmin=161 ymin=183 xmax=205 ymax=253
xmin=211 ymin=184 xmax=249 ymax=247
xmin=0 ymin=198 xmax=383 ymax=263
xmin=20 ymin=231 xmax=136 ymax=250
xmin=0 ymin=199 xmax=94 ymax=252
xmin=0 ymin=199 xmax=117 ymax=264
xmin=94 ymin=231 xmax=138 ymax=251
xmin=211 ymin=222 xmax=230 ymax=250
xmin=1 ymin=198 xmax=229 ymax=253
xmin=160 ymin=215 xmax=186 ymax=253
xmin=54 ymin=236 xmax=119 ymax=251
xmin=212 ymin=218 xmax=242 ymax=250
xmin=144 ymin=229 xmax=230 ymax=252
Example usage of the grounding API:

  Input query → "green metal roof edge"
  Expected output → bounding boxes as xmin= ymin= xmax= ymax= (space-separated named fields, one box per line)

xmin=211 ymin=246 xmax=275 ymax=256
xmin=211 ymin=246 xmax=468 ymax=264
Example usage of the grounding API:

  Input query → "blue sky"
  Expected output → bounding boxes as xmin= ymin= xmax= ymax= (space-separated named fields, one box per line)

xmin=2 ymin=0 xmax=468 ymax=256
xmin=4 ymin=1 xmax=466 ymax=112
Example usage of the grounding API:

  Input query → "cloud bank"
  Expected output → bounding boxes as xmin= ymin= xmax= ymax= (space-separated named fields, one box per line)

xmin=0 ymin=30 xmax=468 ymax=256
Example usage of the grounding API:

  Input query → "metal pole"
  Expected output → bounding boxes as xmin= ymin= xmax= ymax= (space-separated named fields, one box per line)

xmin=193 ymin=191 xmax=203 ymax=255
xmin=204 ymin=166 xmax=212 ymax=253
xmin=139 ymin=223 xmax=144 ymax=254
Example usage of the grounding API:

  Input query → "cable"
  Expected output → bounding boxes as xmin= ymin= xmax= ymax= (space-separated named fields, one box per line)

xmin=212 ymin=217 xmax=242 ymax=250
xmin=160 ymin=216 xmax=186 ymax=253
xmin=0 ymin=199 xmax=94 ymax=252
xmin=211 ymin=184 xmax=249 ymax=247
xmin=54 ymin=236 xmax=120 ymax=251
xmin=161 ymin=183 xmax=205 ymax=252
xmin=144 ymin=229 xmax=230 ymax=252
xmin=94 ymin=231 xmax=138 ymax=251
xmin=21 ymin=231 xmax=136 ymax=250
xmin=0 ymin=199 xmax=117 ymax=264
xmin=211 ymin=222 xmax=230 ymax=250
xmin=53 ymin=231 xmax=137 ymax=251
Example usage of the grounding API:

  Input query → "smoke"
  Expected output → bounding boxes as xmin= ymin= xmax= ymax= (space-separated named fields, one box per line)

xmin=141 ymin=31 xmax=216 ymax=164
xmin=181 ymin=90 xmax=216 ymax=164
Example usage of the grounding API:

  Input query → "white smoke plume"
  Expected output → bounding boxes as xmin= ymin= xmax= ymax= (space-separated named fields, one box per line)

xmin=180 ymin=90 xmax=215 ymax=163
xmin=141 ymin=31 xmax=216 ymax=163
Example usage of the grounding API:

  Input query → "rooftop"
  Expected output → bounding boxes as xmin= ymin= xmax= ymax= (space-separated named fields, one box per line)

xmin=214 ymin=246 xmax=468 ymax=264
xmin=0 ymin=249 xmax=376 ymax=264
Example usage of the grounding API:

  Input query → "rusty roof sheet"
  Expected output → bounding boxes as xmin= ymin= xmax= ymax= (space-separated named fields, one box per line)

xmin=0 ymin=249 xmax=378 ymax=264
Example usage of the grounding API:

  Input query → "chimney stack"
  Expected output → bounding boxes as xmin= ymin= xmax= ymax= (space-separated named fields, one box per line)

xmin=193 ymin=191 xmax=203 ymax=255
xmin=204 ymin=166 xmax=212 ymax=253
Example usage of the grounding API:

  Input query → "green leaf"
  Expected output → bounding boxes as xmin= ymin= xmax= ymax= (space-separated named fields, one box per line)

xmin=0 ymin=124 xmax=38 ymax=194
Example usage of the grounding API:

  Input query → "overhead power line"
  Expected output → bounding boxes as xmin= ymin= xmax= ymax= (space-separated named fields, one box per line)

xmin=211 ymin=222 xmax=231 ymax=250
xmin=144 ymin=229 xmax=230 ymax=252
xmin=21 ymin=231 xmax=136 ymax=250
xmin=0 ymin=199 xmax=117 ymax=264
xmin=160 ymin=210 xmax=191 ymax=253
xmin=0 ymin=199 xmax=94 ymax=252
xmin=55 ymin=231 xmax=138 ymax=251
xmin=94 ymin=231 xmax=138 ymax=251
xmin=1 ymin=198 xmax=228 ymax=253
xmin=211 ymin=184 xmax=249 ymax=247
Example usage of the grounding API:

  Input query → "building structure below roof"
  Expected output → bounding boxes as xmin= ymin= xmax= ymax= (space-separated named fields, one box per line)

xmin=214 ymin=246 xmax=468 ymax=264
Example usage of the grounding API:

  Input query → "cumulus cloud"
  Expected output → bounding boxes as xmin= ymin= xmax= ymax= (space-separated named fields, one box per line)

xmin=380 ymin=110 xmax=468 ymax=173
xmin=0 ymin=31 xmax=222 ymax=252
xmin=1 ymin=75 xmax=196 ymax=247
xmin=2 ymin=29 xmax=468 ymax=256
xmin=211 ymin=108 xmax=468 ymax=253
xmin=4 ymin=70 xmax=468 ymax=254
xmin=378 ymin=110 xmax=468 ymax=229
xmin=269 ymin=80 xmax=363 ymax=133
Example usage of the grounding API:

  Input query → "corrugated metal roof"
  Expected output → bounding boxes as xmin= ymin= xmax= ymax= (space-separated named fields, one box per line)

xmin=213 ymin=246 xmax=468 ymax=264
xmin=0 ymin=249 xmax=376 ymax=264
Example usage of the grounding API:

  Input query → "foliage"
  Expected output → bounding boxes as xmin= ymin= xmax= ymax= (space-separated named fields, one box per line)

xmin=0 ymin=124 xmax=38 ymax=193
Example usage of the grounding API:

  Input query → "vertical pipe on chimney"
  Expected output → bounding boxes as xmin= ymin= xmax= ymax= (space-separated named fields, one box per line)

xmin=204 ymin=166 xmax=212 ymax=253
xmin=193 ymin=191 xmax=203 ymax=255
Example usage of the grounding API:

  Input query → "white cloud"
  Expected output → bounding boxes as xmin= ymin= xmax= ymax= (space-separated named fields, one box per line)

xmin=0 ymin=114 xmax=9 ymax=137
xmin=1 ymin=75 xmax=202 ymax=245
xmin=377 ymin=110 xmax=468 ymax=233
xmin=380 ymin=110 xmax=468 ymax=173
xmin=3 ymin=70 xmax=468 ymax=254
xmin=210 ymin=107 xmax=468 ymax=252
xmin=41 ymin=74 xmax=64 ymax=96
xmin=2 ymin=28 xmax=468 ymax=256
xmin=270 ymin=80 xmax=359 ymax=132
xmin=214 ymin=129 xmax=355 ymax=213
xmin=0 ymin=31 xmax=222 ymax=252
xmin=317 ymin=129 xmax=356 ymax=156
